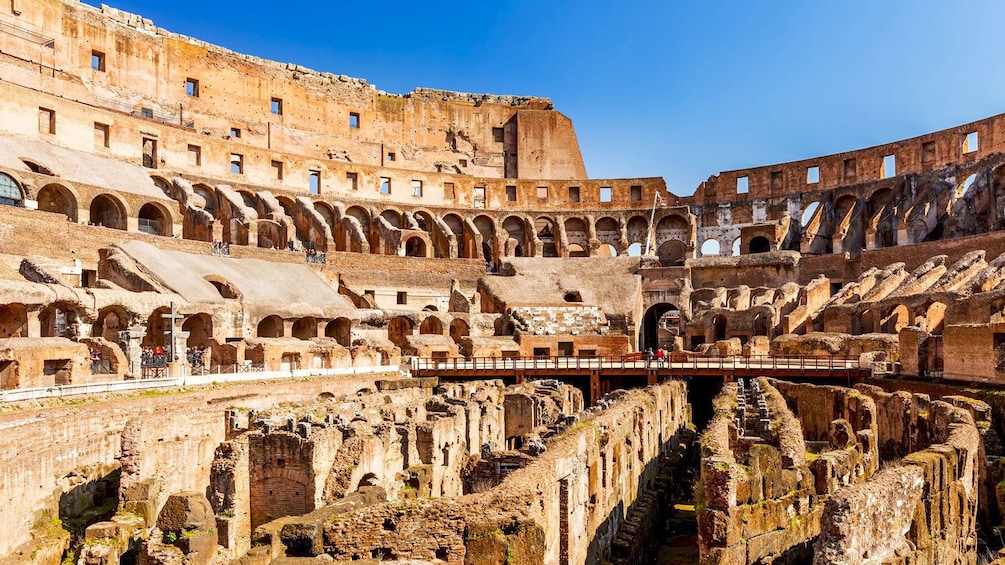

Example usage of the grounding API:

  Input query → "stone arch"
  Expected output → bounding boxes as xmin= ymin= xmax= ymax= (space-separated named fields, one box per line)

xmin=256 ymin=219 xmax=285 ymax=249
xmin=449 ymin=319 xmax=469 ymax=345
xmin=0 ymin=303 xmax=28 ymax=337
xmin=142 ymin=306 xmax=174 ymax=349
xmin=419 ymin=316 xmax=443 ymax=335
xmin=597 ymin=243 xmax=618 ymax=257
xmin=626 ymin=215 xmax=649 ymax=245
xmin=237 ymin=190 xmax=258 ymax=210
xmin=36 ymin=183 xmax=78 ymax=221
xmin=564 ymin=217 xmax=589 ymax=254
xmin=182 ymin=313 xmax=213 ymax=347
xmin=700 ymin=239 xmax=721 ymax=257
xmin=640 ymin=303 xmax=681 ymax=352
xmin=257 ymin=315 xmax=284 ymax=338
xmin=881 ymin=304 xmax=910 ymax=334
xmin=658 ymin=240 xmax=687 ymax=266
xmin=251 ymin=467 xmax=308 ymax=529
xmin=752 ymin=312 xmax=771 ymax=337
xmin=388 ymin=316 xmax=414 ymax=347
xmin=473 ymin=215 xmax=495 ymax=262
xmin=711 ymin=314 xmax=728 ymax=342
xmin=380 ymin=209 xmax=402 ymax=229
xmin=0 ymin=172 xmax=24 ymax=207
xmin=535 ymin=216 xmax=559 ymax=257
xmin=93 ymin=306 xmax=128 ymax=342
xmin=595 ymin=216 xmax=621 ymax=252
xmin=748 ymin=236 xmax=771 ymax=254
xmin=193 ymin=184 xmax=217 ymax=215
xmin=275 ymin=195 xmax=297 ymax=219
xmin=39 ymin=302 xmax=82 ymax=338
xmin=404 ymin=236 xmax=428 ymax=258
xmin=925 ymin=302 xmax=947 ymax=335
xmin=138 ymin=202 xmax=172 ymax=236
xmin=88 ymin=194 xmax=128 ymax=230
xmin=443 ymin=213 xmax=471 ymax=258
xmin=567 ymin=243 xmax=588 ymax=258
xmin=292 ymin=317 xmax=318 ymax=340
xmin=732 ymin=238 xmax=741 ymax=257
xmin=502 ymin=215 xmax=527 ymax=257
xmin=627 ymin=242 xmax=643 ymax=256
xmin=325 ymin=317 xmax=352 ymax=347
xmin=204 ymin=275 xmax=241 ymax=300
xmin=656 ymin=214 xmax=689 ymax=246
xmin=313 ymin=201 xmax=337 ymax=231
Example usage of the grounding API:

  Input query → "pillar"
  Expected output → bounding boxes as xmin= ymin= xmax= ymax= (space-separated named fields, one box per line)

xmin=118 ymin=326 xmax=147 ymax=377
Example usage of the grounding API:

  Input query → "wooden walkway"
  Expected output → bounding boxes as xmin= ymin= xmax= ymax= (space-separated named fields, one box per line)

xmin=411 ymin=355 xmax=871 ymax=405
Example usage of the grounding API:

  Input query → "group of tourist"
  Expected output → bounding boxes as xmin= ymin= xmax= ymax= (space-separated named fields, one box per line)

xmin=211 ymin=241 xmax=231 ymax=256
xmin=644 ymin=347 xmax=670 ymax=367
xmin=186 ymin=345 xmax=208 ymax=369
xmin=140 ymin=346 xmax=167 ymax=368
xmin=304 ymin=247 xmax=327 ymax=264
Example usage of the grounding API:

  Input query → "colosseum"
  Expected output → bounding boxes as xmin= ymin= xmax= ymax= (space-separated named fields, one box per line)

xmin=1 ymin=2 xmax=1004 ymax=565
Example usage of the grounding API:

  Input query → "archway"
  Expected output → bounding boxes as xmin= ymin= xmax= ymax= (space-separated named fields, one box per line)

xmin=639 ymin=303 xmax=681 ymax=352
xmin=257 ymin=315 xmax=284 ymax=338
xmin=597 ymin=243 xmax=617 ymax=257
xmin=37 ymin=183 xmax=76 ymax=221
xmin=748 ymin=236 xmax=771 ymax=254
xmin=39 ymin=303 xmax=80 ymax=338
xmin=292 ymin=317 xmax=318 ymax=340
xmin=388 ymin=316 xmax=414 ymax=347
xmin=925 ymin=302 xmax=947 ymax=335
xmin=419 ymin=316 xmax=443 ymax=335
xmin=325 ymin=317 xmax=352 ymax=347
xmin=881 ymin=305 xmax=910 ymax=334
xmin=142 ymin=307 xmax=171 ymax=348
xmin=380 ymin=209 xmax=402 ymax=229
xmin=535 ymin=217 xmax=558 ymax=257
xmin=567 ymin=243 xmax=588 ymax=258
xmin=627 ymin=243 xmax=643 ymax=256
xmin=404 ymin=237 xmax=427 ymax=258
xmin=0 ymin=173 xmax=24 ymax=207
xmin=0 ymin=304 xmax=28 ymax=337
xmin=443 ymin=214 xmax=469 ymax=258
xmin=595 ymin=217 xmax=621 ymax=251
xmin=449 ymin=319 xmax=469 ymax=345
xmin=89 ymin=194 xmax=127 ymax=229
xmin=193 ymin=184 xmax=217 ymax=216
xmin=752 ymin=312 xmax=771 ymax=337
xmin=657 ymin=240 xmax=686 ymax=266
xmin=182 ymin=313 xmax=213 ymax=347
xmin=138 ymin=203 xmax=171 ymax=236
xmin=712 ymin=314 xmax=727 ymax=342
xmin=93 ymin=306 xmax=128 ymax=343
xmin=502 ymin=216 xmax=526 ymax=257
xmin=700 ymin=239 xmax=721 ymax=257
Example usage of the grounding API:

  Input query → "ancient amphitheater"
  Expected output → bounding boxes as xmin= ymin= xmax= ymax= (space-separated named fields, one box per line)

xmin=2 ymin=2 xmax=1005 ymax=564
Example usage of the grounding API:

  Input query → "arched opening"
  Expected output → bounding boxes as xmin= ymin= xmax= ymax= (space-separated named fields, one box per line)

xmin=138 ymin=203 xmax=171 ymax=236
xmin=712 ymin=314 xmax=727 ymax=342
xmin=748 ymin=236 xmax=771 ymax=254
xmin=474 ymin=215 xmax=495 ymax=262
xmin=564 ymin=291 xmax=583 ymax=303
xmin=700 ymin=239 xmax=721 ymax=257
xmin=752 ymin=312 xmax=771 ymax=337
xmin=626 ymin=216 xmax=649 ymax=248
xmin=639 ymin=303 xmax=680 ymax=352
xmin=380 ymin=209 xmax=402 ymax=229
xmin=89 ymin=194 xmax=127 ymax=230
xmin=182 ymin=313 xmax=213 ymax=347
xmin=502 ymin=216 xmax=526 ymax=257
xmin=801 ymin=201 xmax=820 ymax=226
xmin=93 ymin=306 xmax=127 ymax=343
xmin=39 ymin=303 xmax=80 ymax=338
xmin=36 ymin=183 xmax=76 ymax=221
xmin=443 ymin=214 xmax=468 ymax=258
xmin=142 ymin=307 xmax=171 ymax=349
xmin=0 ymin=173 xmax=24 ymax=208
xmin=732 ymin=238 xmax=741 ymax=257
xmin=925 ymin=302 xmax=947 ymax=335
xmin=567 ymin=243 xmax=588 ymax=258
xmin=325 ymin=317 xmax=352 ymax=347
xmin=597 ymin=243 xmax=617 ymax=257
xmin=0 ymin=303 xmax=28 ymax=337
xmin=388 ymin=316 xmax=414 ymax=347
xmin=535 ymin=217 xmax=558 ymax=257
xmin=292 ymin=317 xmax=318 ymax=340
xmin=276 ymin=196 xmax=297 ymax=219
xmin=404 ymin=237 xmax=427 ymax=258
xmin=657 ymin=240 xmax=687 ymax=266
xmin=627 ymin=242 xmax=643 ymax=256
xmin=238 ymin=190 xmax=258 ymax=210
xmin=881 ymin=305 xmax=910 ymax=334
xmin=959 ymin=174 xmax=977 ymax=198
xmin=256 ymin=220 xmax=284 ymax=249
xmin=595 ymin=217 xmax=620 ymax=250
xmin=257 ymin=315 xmax=284 ymax=338
xmin=423 ymin=305 xmax=438 ymax=312
xmin=206 ymin=277 xmax=240 ymax=300
xmin=564 ymin=218 xmax=589 ymax=256
xmin=193 ymin=184 xmax=217 ymax=216
xmin=449 ymin=319 xmax=469 ymax=345
xmin=419 ymin=316 xmax=443 ymax=335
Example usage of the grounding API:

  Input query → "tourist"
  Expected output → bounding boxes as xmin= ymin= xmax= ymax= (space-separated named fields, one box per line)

xmin=645 ymin=348 xmax=654 ymax=367
xmin=655 ymin=347 xmax=665 ymax=368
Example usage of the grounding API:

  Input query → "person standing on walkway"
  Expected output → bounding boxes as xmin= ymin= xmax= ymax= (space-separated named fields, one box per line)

xmin=655 ymin=347 xmax=665 ymax=368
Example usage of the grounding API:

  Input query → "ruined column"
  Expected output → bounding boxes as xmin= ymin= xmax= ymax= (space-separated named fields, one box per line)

xmin=118 ymin=326 xmax=146 ymax=377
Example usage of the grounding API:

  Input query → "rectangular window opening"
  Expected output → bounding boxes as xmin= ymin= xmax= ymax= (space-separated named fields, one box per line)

xmin=142 ymin=137 xmax=158 ymax=169
xmin=187 ymin=144 xmax=202 ymax=167
xmin=309 ymin=170 xmax=321 ymax=194
xmin=506 ymin=185 xmax=517 ymax=202
xmin=271 ymin=160 xmax=284 ymax=180
xmin=569 ymin=186 xmax=580 ymax=203
xmin=843 ymin=158 xmax=857 ymax=178
xmin=270 ymin=97 xmax=283 ymax=115
xmin=91 ymin=50 xmax=105 ymax=72
xmin=349 ymin=112 xmax=360 ymax=129
xmin=346 ymin=172 xmax=358 ymax=191
xmin=630 ymin=185 xmax=642 ymax=202
xmin=964 ymin=131 xmax=979 ymax=154
xmin=492 ymin=127 xmax=505 ymax=142
xmin=806 ymin=166 xmax=820 ymax=184
xmin=411 ymin=179 xmax=423 ymax=197
xmin=474 ymin=186 xmax=486 ymax=209
xmin=881 ymin=154 xmax=896 ymax=179
xmin=140 ymin=107 xmax=153 ymax=119
xmin=537 ymin=186 xmax=549 ymax=200
xmin=379 ymin=177 xmax=391 ymax=194
xmin=387 ymin=152 xmax=395 ymax=163
xmin=38 ymin=107 xmax=55 ymax=135
xmin=444 ymin=182 xmax=455 ymax=199
xmin=186 ymin=78 xmax=199 ymax=97
xmin=230 ymin=153 xmax=244 ymax=175
xmin=396 ymin=291 xmax=407 ymax=305
xmin=921 ymin=141 xmax=936 ymax=163
xmin=770 ymin=171 xmax=782 ymax=190
xmin=93 ymin=122 xmax=109 ymax=149
xmin=230 ymin=127 xmax=241 ymax=139
xmin=736 ymin=176 xmax=749 ymax=194
xmin=600 ymin=186 xmax=612 ymax=202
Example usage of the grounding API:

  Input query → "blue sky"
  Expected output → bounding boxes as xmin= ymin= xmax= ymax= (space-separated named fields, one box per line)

xmin=87 ymin=1 xmax=1005 ymax=196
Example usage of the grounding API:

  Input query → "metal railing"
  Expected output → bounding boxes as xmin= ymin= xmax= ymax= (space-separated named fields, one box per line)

xmin=412 ymin=354 xmax=864 ymax=373
xmin=0 ymin=364 xmax=401 ymax=404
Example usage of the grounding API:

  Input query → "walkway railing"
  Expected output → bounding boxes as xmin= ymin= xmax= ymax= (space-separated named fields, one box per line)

xmin=412 ymin=354 xmax=865 ymax=373
xmin=0 ymin=364 xmax=401 ymax=404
